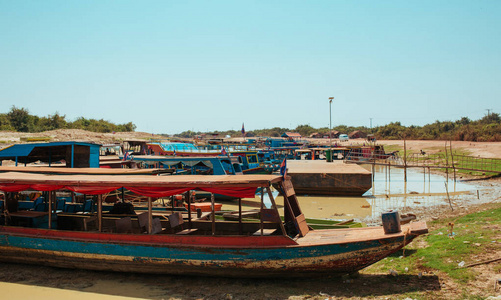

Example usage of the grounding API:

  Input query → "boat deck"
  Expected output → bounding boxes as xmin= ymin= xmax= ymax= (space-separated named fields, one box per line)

xmin=296 ymin=221 xmax=427 ymax=246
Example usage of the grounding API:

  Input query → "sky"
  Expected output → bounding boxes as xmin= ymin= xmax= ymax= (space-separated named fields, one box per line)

xmin=1 ymin=1 xmax=500 ymax=134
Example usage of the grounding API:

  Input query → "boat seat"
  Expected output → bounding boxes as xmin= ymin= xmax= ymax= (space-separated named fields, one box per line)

xmin=151 ymin=218 xmax=163 ymax=234
xmin=56 ymin=199 xmax=66 ymax=213
xmin=83 ymin=216 xmax=98 ymax=231
xmin=168 ymin=212 xmax=184 ymax=228
xmin=176 ymin=228 xmax=199 ymax=235
xmin=137 ymin=212 xmax=164 ymax=234
xmin=252 ymin=229 xmax=278 ymax=236
xmin=31 ymin=197 xmax=45 ymax=211
xmin=115 ymin=217 xmax=133 ymax=233
xmin=137 ymin=212 xmax=149 ymax=233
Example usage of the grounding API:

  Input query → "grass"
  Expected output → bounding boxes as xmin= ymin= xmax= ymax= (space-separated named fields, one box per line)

xmin=365 ymin=203 xmax=501 ymax=286
xmin=404 ymin=148 xmax=501 ymax=177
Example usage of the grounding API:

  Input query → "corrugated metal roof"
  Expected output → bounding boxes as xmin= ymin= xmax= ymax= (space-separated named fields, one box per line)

xmin=0 ymin=142 xmax=100 ymax=159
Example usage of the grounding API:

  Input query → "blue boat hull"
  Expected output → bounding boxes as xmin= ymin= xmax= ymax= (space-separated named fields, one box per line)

xmin=0 ymin=225 xmax=423 ymax=277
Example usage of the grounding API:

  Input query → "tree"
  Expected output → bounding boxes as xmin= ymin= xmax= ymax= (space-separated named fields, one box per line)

xmin=8 ymin=106 xmax=32 ymax=132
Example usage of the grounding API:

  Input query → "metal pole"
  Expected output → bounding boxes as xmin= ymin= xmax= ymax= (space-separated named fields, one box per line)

xmin=329 ymin=97 xmax=334 ymax=147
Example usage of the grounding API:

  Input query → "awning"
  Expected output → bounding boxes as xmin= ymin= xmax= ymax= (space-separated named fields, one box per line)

xmin=0 ymin=172 xmax=282 ymax=198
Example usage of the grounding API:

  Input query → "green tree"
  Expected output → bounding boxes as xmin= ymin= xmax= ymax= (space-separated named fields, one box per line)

xmin=8 ymin=106 xmax=32 ymax=132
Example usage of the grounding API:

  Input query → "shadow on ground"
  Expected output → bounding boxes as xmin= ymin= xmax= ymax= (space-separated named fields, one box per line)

xmin=0 ymin=262 xmax=441 ymax=299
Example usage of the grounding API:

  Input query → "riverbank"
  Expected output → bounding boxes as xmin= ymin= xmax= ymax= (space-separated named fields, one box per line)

xmin=0 ymin=200 xmax=499 ymax=300
xmin=0 ymin=130 xmax=499 ymax=299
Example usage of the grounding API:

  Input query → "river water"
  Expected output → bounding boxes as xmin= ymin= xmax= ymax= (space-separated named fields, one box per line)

xmin=223 ymin=165 xmax=483 ymax=222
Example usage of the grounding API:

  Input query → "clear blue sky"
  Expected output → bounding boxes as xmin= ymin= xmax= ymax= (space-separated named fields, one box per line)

xmin=1 ymin=1 xmax=500 ymax=134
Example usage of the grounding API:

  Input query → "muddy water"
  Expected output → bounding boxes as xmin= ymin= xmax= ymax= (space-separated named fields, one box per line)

xmin=221 ymin=165 xmax=482 ymax=221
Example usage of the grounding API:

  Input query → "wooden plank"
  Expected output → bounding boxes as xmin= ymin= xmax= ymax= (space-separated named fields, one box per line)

xmin=283 ymin=179 xmax=295 ymax=198
xmin=98 ymin=195 xmax=102 ymax=232
xmin=294 ymin=214 xmax=309 ymax=237
xmin=176 ymin=228 xmax=199 ymax=235
xmin=266 ymin=187 xmax=287 ymax=236
xmin=0 ymin=172 xmax=283 ymax=188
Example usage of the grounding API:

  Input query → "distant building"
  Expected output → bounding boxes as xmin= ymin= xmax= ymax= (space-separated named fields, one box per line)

xmin=281 ymin=132 xmax=302 ymax=141
xmin=309 ymin=132 xmax=323 ymax=138
xmin=348 ymin=130 xmax=367 ymax=139
xmin=325 ymin=130 xmax=340 ymax=138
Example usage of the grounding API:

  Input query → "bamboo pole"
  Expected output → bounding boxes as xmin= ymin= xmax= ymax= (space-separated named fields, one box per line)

xmin=449 ymin=140 xmax=456 ymax=182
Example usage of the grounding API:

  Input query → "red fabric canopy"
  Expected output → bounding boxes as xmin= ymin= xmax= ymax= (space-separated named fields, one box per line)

xmin=66 ymin=186 xmax=121 ymax=195
xmin=0 ymin=183 xmax=257 ymax=199
xmin=126 ymin=187 xmax=192 ymax=198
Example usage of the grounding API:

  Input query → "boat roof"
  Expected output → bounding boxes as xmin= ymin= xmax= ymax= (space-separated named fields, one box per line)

xmin=0 ymin=142 xmax=100 ymax=160
xmin=0 ymin=172 xmax=282 ymax=188
xmin=0 ymin=166 xmax=172 ymax=175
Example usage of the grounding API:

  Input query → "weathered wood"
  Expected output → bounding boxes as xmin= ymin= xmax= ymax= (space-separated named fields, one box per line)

xmin=211 ymin=193 xmax=215 ymax=235
xmin=98 ymin=194 xmax=103 ymax=232
xmin=266 ymin=187 xmax=287 ymax=236
xmin=260 ymin=189 xmax=264 ymax=236
xmin=147 ymin=197 xmax=152 ymax=234
xmin=0 ymin=172 xmax=282 ymax=188
xmin=461 ymin=257 xmax=501 ymax=268
xmin=48 ymin=191 xmax=52 ymax=229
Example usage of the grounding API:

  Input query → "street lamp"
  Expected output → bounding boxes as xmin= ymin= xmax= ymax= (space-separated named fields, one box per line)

xmin=328 ymin=97 xmax=334 ymax=147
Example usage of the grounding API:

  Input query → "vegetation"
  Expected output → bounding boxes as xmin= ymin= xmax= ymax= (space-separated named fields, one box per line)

xmin=365 ymin=203 xmax=501 ymax=295
xmin=175 ymin=113 xmax=501 ymax=142
xmin=0 ymin=106 xmax=136 ymax=133
xmin=2 ymin=106 xmax=500 ymax=141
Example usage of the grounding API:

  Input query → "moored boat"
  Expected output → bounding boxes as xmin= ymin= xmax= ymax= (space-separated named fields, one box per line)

xmin=0 ymin=172 xmax=427 ymax=277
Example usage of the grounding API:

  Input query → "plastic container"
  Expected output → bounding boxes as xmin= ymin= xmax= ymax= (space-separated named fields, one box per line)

xmin=381 ymin=211 xmax=401 ymax=234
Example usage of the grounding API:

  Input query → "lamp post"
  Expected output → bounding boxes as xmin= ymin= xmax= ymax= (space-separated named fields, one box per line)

xmin=329 ymin=97 xmax=334 ymax=147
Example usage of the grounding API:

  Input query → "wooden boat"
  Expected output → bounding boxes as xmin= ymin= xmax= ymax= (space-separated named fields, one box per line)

xmin=0 ymin=172 xmax=427 ymax=277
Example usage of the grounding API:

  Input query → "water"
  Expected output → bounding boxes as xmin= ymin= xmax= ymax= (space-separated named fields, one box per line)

xmin=221 ymin=165 xmax=482 ymax=222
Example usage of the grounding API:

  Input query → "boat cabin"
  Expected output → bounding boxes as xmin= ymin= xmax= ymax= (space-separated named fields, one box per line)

xmin=0 ymin=142 xmax=100 ymax=168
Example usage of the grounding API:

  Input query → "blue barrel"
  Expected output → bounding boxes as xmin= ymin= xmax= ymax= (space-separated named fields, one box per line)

xmin=381 ymin=211 xmax=401 ymax=234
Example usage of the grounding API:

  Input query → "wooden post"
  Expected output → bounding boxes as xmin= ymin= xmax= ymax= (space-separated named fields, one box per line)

xmin=371 ymin=163 xmax=375 ymax=195
xmin=238 ymin=197 xmax=242 ymax=235
xmin=98 ymin=194 xmax=103 ymax=232
xmin=266 ymin=187 xmax=287 ymax=236
xmin=147 ymin=197 xmax=152 ymax=234
xmin=260 ymin=189 xmax=264 ymax=236
xmin=211 ymin=193 xmax=215 ymax=235
xmin=404 ymin=138 xmax=407 ymax=182
xmin=48 ymin=191 xmax=53 ymax=229
xmin=388 ymin=160 xmax=391 ymax=194
xmin=449 ymin=140 xmax=456 ymax=182
xmin=187 ymin=191 xmax=192 ymax=229
xmin=445 ymin=141 xmax=449 ymax=184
